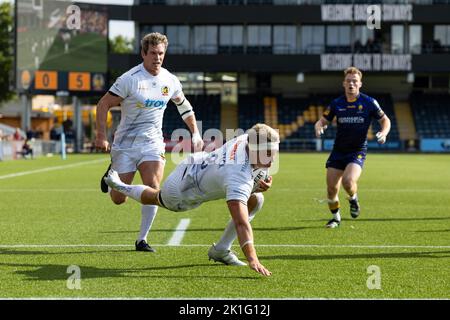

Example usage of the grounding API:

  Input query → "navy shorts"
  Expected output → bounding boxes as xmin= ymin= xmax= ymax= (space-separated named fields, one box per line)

xmin=325 ymin=150 xmax=367 ymax=171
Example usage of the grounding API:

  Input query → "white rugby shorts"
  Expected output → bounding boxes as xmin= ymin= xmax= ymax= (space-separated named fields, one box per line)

xmin=159 ymin=164 xmax=202 ymax=212
xmin=111 ymin=143 xmax=166 ymax=174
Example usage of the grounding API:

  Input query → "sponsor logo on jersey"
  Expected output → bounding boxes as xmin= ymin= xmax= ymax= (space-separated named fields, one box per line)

xmin=347 ymin=105 xmax=356 ymax=109
xmin=136 ymin=99 xmax=166 ymax=109
xmin=161 ymin=86 xmax=170 ymax=96
xmin=338 ymin=116 xmax=365 ymax=124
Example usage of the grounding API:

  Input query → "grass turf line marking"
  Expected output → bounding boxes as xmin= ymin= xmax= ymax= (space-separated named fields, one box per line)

xmin=0 ymin=158 xmax=108 ymax=180
xmin=0 ymin=244 xmax=448 ymax=249
xmin=167 ymin=219 xmax=191 ymax=246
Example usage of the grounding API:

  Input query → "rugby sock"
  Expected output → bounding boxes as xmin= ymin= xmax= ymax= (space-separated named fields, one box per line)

xmin=328 ymin=199 xmax=341 ymax=221
xmin=112 ymin=182 xmax=147 ymax=203
xmin=215 ymin=194 xmax=264 ymax=251
xmin=332 ymin=210 xmax=341 ymax=222
xmin=348 ymin=193 xmax=358 ymax=201
xmin=137 ymin=205 xmax=158 ymax=242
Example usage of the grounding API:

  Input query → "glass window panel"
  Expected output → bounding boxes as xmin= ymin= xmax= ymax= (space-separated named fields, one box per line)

xmin=194 ymin=25 xmax=217 ymax=54
xmin=248 ymin=25 xmax=271 ymax=46
xmin=301 ymin=25 xmax=324 ymax=54
xmin=220 ymin=26 xmax=243 ymax=46
xmin=273 ymin=25 xmax=296 ymax=54
xmin=327 ymin=26 xmax=339 ymax=46
xmin=166 ymin=25 xmax=189 ymax=54
xmin=391 ymin=25 xmax=404 ymax=54
xmin=409 ymin=25 xmax=422 ymax=54
xmin=434 ymin=25 xmax=446 ymax=45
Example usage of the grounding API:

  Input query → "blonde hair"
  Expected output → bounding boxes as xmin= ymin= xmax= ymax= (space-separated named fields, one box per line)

xmin=248 ymin=123 xmax=280 ymax=144
xmin=344 ymin=66 xmax=363 ymax=80
xmin=141 ymin=32 xmax=168 ymax=54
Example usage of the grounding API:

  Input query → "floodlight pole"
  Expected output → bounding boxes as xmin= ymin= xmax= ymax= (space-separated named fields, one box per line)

xmin=20 ymin=94 xmax=31 ymax=131
xmin=73 ymin=96 xmax=83 ymax=153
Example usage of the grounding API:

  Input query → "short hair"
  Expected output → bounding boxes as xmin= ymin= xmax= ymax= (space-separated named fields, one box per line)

xmin=247 ymin=123 xmax=280 ymax=145
xmin=344 ymin=67 xmax=363 ymax=80
xmin=141 ymin=32 xmax=168 ymax=54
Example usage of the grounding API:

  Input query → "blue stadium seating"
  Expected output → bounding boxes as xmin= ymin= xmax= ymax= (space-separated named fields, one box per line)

xmin=410 ymin=92 xmax=450 ymax=138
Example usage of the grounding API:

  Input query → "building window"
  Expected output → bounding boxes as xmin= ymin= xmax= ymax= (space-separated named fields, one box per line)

xmin=194 ymin=26 xmax=218 ymax=54
xmin=167 ymin=25 xmax=190 ymax=54
xmin=219 ymin=26 xmax=244 ymax=54
xmin=273 ymin=25 xmax=297 ymax=54
xmin=140 ymin=25 xmax=164 ymax=42
xmin=326 ymin=25 xmax=351 ymax=53
xmin=247 ymin=25 xmax=272 ymax=54
xmin=391 ymin=25 xmax=404 ymax=54
xmin=409 ymin=25 xmax=422 ymax=54
xmin=353 ymin=25 xmax=375 ymax=53
xmin=300 ymin=25 xmax=324 ymax=54
xmin=434 ymin=25 xmax=450 ymax=52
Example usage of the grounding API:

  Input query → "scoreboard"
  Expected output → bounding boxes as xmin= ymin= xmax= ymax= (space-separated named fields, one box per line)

xmin=16 ymin=0 xmax=108 ymax=95
xmin=19 ymin=70 xmax=107 ymax=94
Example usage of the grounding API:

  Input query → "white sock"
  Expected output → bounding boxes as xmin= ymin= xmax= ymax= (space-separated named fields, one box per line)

xmin=333 ymin=210 xmax=341 ymax=222
xmin=215 ymin=193 xmax=264 ymax=251
xmin=349 ymin=193 xmax=358 ymax=201
xmin=113 ymin=182 xmax=147 ymax=203
xmin=137 ymin=205 xmax=158 ymax=242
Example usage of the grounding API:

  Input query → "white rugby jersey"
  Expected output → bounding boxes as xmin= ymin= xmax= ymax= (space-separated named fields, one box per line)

xmin=179 ymin=134 xmax=254 ymax=205
xmin=109 ymin=64 xmax=182 ymax=149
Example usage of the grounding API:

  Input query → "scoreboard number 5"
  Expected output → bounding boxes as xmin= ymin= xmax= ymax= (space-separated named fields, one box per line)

xmin=69 ymin=72 xmax=91 ymax=91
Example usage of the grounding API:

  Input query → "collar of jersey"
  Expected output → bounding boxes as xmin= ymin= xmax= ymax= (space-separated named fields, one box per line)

xmin=140 ymin=63 xmax=159 ymax=78
xmin=346 ymin=94 xmax=360 ymax=103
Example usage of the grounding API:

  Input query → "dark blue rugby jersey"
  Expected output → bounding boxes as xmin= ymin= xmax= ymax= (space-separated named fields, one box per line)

xmin=323 ymin=93 xmax=385 ymax=152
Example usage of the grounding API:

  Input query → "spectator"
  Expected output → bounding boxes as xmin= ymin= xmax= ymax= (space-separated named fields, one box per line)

xmin=13 ymin=128 xmax=24 ymax=141
xmin=20 ymin=139 xmax=34 ymax=159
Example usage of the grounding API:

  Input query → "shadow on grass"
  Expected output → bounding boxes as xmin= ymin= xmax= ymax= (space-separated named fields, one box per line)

xmin=99 ymin=226 xmax=320 ymax=234
xmin=0 ymin=262 xmax=258 ymax=281
xmin=0 ymin=248 xmax=137 ymax=256
xmin=260 ymin=251 xmax=450 ymax=261
xmin=414 ymin=229 xmax=450 ymax=233
xmin=298 ymin=216 xmax=450 ymax=223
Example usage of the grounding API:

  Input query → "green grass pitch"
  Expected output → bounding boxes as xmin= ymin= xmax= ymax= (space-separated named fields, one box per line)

xmin=0 ymin=153 xmax=449 ymax=299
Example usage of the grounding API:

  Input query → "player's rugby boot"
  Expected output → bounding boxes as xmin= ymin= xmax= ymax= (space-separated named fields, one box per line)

xmin=135 ymin=240 xmax=156 ymax=252
xmin=349 ymin=197 xmax=361 ymax=218
xmin=325 ymin=218 xmax=341 ymax=228
xmin=100 ymin=163 xmax=112 ymax=193
xmin=208 ymin=243 xmax=247 ymax=266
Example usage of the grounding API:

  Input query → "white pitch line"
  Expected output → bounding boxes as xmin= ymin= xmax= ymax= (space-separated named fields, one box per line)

xmin=0 ymin=244 xmax=449 ymax=249
xmin=0 ymin=158 xmax=109 ymax=180
xmin=167 ymin=219 xmax=191 ymax=246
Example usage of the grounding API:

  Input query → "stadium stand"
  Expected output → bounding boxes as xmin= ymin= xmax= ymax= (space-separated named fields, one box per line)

xmin=410 ymin=92 xmax=450 ymax=138
xmin=236 ymin=93 xmax=400 ymax=150
xmin=238 ymin=94 xmax=265 ymax=130
xmin=162 ymin=94 xmax=221 ymax=139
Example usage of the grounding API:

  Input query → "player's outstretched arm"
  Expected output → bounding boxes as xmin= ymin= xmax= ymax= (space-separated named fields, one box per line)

xmin=227 ymin=200 xmax=272 ymax=276
xmin=95 ymin=92 xmax=123 ymax=152
xmin=314 ymin=116 xmax=329 ymax=138
xmin=376 ymin=115 xmax=391 ymax=144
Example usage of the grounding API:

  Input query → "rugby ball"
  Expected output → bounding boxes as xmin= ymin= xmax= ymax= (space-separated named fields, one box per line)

xmin=251 ymin=168 xmax=269 ymax=193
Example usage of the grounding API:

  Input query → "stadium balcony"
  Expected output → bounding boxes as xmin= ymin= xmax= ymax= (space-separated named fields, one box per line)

xmin=410 ymin=92 xmax=450 ymax=138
